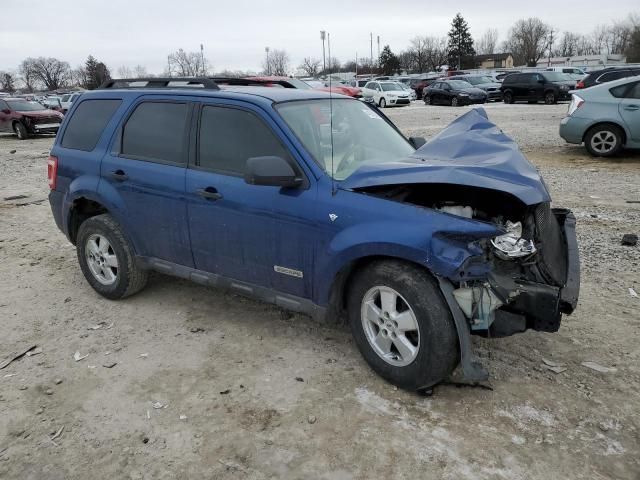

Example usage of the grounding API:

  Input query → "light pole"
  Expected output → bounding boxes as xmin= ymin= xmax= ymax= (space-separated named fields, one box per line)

xmin=265 ymin=46 xmax=270 ymax=75
xmin=377 ymin=35 xmax=380 ymax=72
xmin=320 ymin=31 xmax=326 ymax=74
xmin=200 ymin=44 xmax=205 ymax=76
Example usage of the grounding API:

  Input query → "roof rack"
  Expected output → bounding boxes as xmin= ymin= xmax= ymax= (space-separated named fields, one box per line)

xmin=209 ymin=77 xmax=281 ymax=87
xmin=98 ymin=77 xmax=220 ymax=90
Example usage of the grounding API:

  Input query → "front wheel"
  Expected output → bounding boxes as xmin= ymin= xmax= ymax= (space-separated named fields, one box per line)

xmin=544 ymin=92 xmax=557 ymax=105
xmin=584 ymin=124 xmax=623 ymax=157
xmin=503 ymin=92 xmax=514 ymax=104
xmin=347 ymin=260 xmax=459 ymax=390
xmin=76 ymin=214 xmax=148 ymax=300
xmin=379 ymin=97 xmax=387 ymax=108
xmin=451 ymin=96 xmax=459 ymax=107
xmin=13 ymin=122 xmax=28 ymax=140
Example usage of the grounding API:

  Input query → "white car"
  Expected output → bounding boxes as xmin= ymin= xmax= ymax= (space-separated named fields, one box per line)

xmin=60 ymin=92 xmax=82 ymax=113
xmin=361 ymin=81 xmax=411 ymax=108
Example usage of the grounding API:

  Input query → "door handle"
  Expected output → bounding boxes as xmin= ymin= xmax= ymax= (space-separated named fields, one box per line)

xmin=109 ymin=169 xmax=128 ymax=181
xmin=623 ymin=105 xmax=639 ymax=111
xmin=196 ymin=187 xmax=223 ymax=201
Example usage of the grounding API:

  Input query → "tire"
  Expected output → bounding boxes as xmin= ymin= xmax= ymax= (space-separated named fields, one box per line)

xmin=347 ymin=260 xmax=459 ymax=390
xmin=13 ymin=122 xmax=28 ymax=140
xmin=544 ymin=91 xmax=557 ymax=105
xmin=451 ymin=96 xmax=459 ymax=107
xmin=584 ymin=124 xmax=624 ymax=157
xmin=76 ymin=214 xmax=148 ymax=300
xmin=424 ymin=95 xmax=431 ymax=105
xmin=379 ymin=97 xmax=387 ymax=108
xmin=503 ymin=91 xmax=514 ymax=104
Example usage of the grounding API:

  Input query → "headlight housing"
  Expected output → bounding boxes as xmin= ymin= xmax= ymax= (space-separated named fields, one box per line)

xmin=458 ymin=93 xmax=469 ymax=97
xmin=490 ymin=221 xmax=536 ymax=259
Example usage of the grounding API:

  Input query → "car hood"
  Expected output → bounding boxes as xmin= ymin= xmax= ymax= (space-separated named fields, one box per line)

xmin=339 ymin=108 xmax=551 ymax=206
xmin=475 ymin=82 xmax=502 ymax=90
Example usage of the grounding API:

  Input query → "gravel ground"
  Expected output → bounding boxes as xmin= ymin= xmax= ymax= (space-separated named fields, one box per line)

xmin=1 ymin=102 xmax=639 ymax=479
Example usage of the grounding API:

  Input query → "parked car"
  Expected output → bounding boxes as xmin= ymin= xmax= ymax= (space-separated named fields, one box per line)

xmin=394 ymin=81 xmax=417 ymax=101
xmin=576 ymin=67 xmax=640 ymax=90
xmin=423 ymin=79 xmax=488 ymax=106
xmin=449 ymin=75 xmax=503 ymax=102
xmin=409 ymin=76 xmax=441 ymax=99
xmin=42 ymin=96 xmax=64 ymax=111
xmin=0 ymin=97 xmax=64 ymax=139
xmin=546 ymin=67 xmax=586 ymax=76
xmin=233 ymin=76 xmax=363 ymax=98
xmin=361 ymin=81 xmax=411 ymax=107
xmin=559 ymin=76 xmax=640 ymax=157
xmin=48 ymin=77 xmax=579 ymax=390
xmin=495 ymin=71 xmax=520 ymax=82
xmin=60 ymin=92 xmax=83 ymax=113
xmin=349 ymin=79 xmax=370 ymax=88
xmin=500 ymin=72 xmax=574 ymax=104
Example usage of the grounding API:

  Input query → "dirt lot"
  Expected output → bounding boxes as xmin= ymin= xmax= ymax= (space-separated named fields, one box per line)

xmin=1 ymin=102 xmax=639 ymax=479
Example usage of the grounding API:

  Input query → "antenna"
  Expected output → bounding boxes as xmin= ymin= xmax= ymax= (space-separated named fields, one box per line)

xmin=328 ymin=32 xmax=336 ymax=195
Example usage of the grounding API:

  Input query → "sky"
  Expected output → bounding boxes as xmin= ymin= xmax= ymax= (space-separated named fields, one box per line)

xmin=1 ymin=0 xmax=637 ymax=74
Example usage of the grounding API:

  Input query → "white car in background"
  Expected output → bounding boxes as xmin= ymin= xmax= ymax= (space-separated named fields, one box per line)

xmin=60 ymin=92 xmax=82 ymax=113
xmin=361 ymin=80 xmax=411 ymax=108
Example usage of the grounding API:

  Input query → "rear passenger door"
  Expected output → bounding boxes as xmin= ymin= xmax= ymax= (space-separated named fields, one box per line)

xmin=99 ymin=98 xmax=194 ymax=267
xmin=618 ymin=81 xmax=640 ymax=143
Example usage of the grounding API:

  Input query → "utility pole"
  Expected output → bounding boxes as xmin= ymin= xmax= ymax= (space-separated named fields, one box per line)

xmin=200 ymin=44 xmax=205 ymax=76
xmin=547 ymin=29 xmax=555 ymax=67
xmin=167 ymin=55 xmax=171 ymax=77
xmin=320 ymin=31 xmax=326 ymax=74
xmin=370 ymin=32 xmax=373 ymax=78
xmin=377 ymin=35 xmax=380 ymax=72
xmin=265 ymin=47 xmax=270 ymax=75
xmin=355 ymin=52 xmax=358 ymax=77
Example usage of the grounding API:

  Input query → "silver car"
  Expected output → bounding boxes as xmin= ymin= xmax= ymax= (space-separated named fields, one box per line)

xmin=559 ymin=76 xmax=640 ymax=156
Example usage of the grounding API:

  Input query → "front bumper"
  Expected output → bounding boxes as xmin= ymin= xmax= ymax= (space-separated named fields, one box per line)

xmin=30 ymin=123 xmax=61 ymax=134
xmin=459 ymin=95 xmax=487 ymax=105
xmin=485 ymin=90 xmax=503 ymax=101
xmin=389 ymin=97 xmax=411 ymax=106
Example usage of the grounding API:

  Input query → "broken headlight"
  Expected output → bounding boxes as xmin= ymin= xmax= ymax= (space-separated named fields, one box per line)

xmin=490 ymin=221 xmax=536 ymax=260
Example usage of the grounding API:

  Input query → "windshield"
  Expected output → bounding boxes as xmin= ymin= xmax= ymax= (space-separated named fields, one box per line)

xmin=447 ymin=80 xmax=472 ymax=89
xmin=6 ymin=100 xmax=46 ymax=112
xmin=395 ymin=83 xmax=409 ymax=90
xmin=380 ymin=83 xmax=401 ymax=91
xmin=465 ymin=76 xmax=493 ymax=85
xmin=276 ymin=99 xmax=414 ymax=180
xmin=542 ymin=72 xmax=569 ymax=82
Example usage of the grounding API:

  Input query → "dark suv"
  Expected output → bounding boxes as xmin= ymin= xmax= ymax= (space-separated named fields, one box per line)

xmin=48 ymin=77 xmax=579 ymax=391
xmin=576 ymin=67 xmax=640 ymax=90
xmin=500 ymin=72 xmax=574 ymax=104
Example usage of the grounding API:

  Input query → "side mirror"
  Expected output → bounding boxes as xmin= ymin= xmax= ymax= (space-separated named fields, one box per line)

xmin=409 ymin=137 xmax=426 ymax=149
xmin=244 ymin=156 xmax=303 ymax=188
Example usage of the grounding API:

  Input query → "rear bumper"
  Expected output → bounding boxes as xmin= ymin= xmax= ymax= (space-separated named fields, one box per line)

xmin=559 ymin=116 xmax=588 ymax=144
xmin=48 ymin=190 xmax=67 ymax=237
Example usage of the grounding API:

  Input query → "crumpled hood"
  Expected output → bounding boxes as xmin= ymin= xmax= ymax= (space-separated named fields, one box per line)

xmin=340 ymin=108 xmax=551 ymax=206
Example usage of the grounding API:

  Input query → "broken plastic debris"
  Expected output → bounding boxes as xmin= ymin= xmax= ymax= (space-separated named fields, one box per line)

xmin=490 ymin=221 xmax=536 ymax=259
xmin=73 ymin=351 xmax=88 ymax=362
xmin=139 ymin=353 xmax=148 ymax=358
xmin=543 ymin=364 xmax=567 ymax=374
xmin=25 ymin=347 xmax=43 ymax=357
xmin=4 ymin=373 xmax=17 ymax=378
xmin=152 ymin=401 xmax=168 ymax=409
xmin=581 ymin=361 xmax=617 ymax=373
xmin=179 ymin=414 xmax=187 ymax=421
xmin=542 ymin=358 xmax=564 ymax=368
xmin=102 ymin=362 xmax=117 ymax=369
xmin=629 ymin=288 xmax=638 ymax=298
xmin=49 ymin=425 xmax=64 ymax=446
xmin=0 ymin=345 xmax=38 ymax=369
xmin=146 ymin=410 xmax=151 ymax=420
xmin=87 ymin=365 xmax=97 ymax=369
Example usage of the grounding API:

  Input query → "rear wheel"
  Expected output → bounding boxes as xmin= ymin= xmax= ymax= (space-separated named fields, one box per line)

xmin=379 ymin=97 xmax=387 ymax=108
xmin=503 ymin=91 xmax=514 ymax=104
xmin=347 ymin=260 xmax=459 ymax=390
xmin=424 ymin=95 xmax=431 ymax=105
xmin=544 ymin=91 xmax=557 ymax=104
xmin=584 ymin=124 xmax=623 ymax=157
xmin=13 ymin=122 xmax=28 ymax=140
xmin=76 ymin=214 xmax=148 ymax=300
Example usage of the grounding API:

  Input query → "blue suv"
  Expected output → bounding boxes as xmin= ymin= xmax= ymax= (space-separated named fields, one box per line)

xmin=48 ymin=78 xmax=580 ymax=390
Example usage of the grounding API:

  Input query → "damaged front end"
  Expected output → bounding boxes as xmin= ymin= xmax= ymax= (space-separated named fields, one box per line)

xmin=342 ymin=108 xmax=580 ymax=380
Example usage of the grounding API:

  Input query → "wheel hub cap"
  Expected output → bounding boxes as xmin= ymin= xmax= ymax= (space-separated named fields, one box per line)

xmin=85 ymin=234 xmax=118 ymax=286
xmin=591 ymin=131 xmax=616 ymax=153
xmin=361 ymin=286 xmax=420 ymax=367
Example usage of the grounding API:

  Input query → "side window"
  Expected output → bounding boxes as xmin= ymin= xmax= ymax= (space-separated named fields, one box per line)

xmin=61 ymin=99 xmax=122 ymax=151
xmin=363 ymin=82 xmax=373 ymax=89
xmin=121 ymin=102 xmax=189 ymax=164
xmin=0 ymin=100 xmax=8 ymax=110
xmin=626 ymin=82 xmax=640 ymax=100
xmin=198 ymin=106 xmax=292 ymax=175
xmin=599 ymin=71 xmax=627 ymax=83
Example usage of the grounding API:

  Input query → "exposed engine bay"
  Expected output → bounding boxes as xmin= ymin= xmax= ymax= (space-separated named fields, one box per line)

xmin=354 ymin=182 xmax=579 ymax=337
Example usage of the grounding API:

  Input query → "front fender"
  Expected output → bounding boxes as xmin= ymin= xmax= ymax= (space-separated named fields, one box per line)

xmin=314 ymin=214 xmax=501 ymax=306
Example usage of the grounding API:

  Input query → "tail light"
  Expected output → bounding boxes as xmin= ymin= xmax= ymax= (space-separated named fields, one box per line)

xmin=576 ymin=80 xmax=585 ymax=89
xmin=47 ymin=155 xmax=58 ymax=190
xmin=567 ymin=95 xmax=584 ymax=116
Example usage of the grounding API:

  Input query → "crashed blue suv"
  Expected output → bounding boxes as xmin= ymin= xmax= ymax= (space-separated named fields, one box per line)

xmin=48 ymin=78 xmax=580 ymax=390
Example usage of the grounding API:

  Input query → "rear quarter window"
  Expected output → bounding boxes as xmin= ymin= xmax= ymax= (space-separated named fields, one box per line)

xmin=61 ymin=99 xmax=122 ymax=151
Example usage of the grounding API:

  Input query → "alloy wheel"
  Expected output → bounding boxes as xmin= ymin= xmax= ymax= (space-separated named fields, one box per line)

xmin=361 ymin=286 xmax=420 ymax=367
xmin=590 ymin=130 xmax=618 ymax=155
xmin=85 ymin=234 xmax=119 ymax=285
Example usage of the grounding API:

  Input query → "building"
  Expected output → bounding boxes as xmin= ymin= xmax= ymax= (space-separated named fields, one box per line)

xmin=474 ymin=53 xmax=514 ymax=69
xmin=536 ymin=54 xmax=626 ymax=68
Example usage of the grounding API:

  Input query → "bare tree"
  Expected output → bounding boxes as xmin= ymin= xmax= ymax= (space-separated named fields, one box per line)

xmin=70 ymin=67 xmax=88 ymax=87
xmin=299 ymin=57 xmax=321 ymax=76
xmin=407 ymin=36 xmax=431 ymax=72
xmin=19 ymin=59 xmax=40 ymax=92
xmin=117 ymin=65 xmax=133 ymax=78
xmin=554 ymin=32 xmax=581 ymax=57
xmin=133 ymin=65 xmax=149 ymax=78
xmin=475 ymin=29 xmax=499 ymax=55
xmin=0 ymin=72 xmax=16 ymax=93
xmin=505 ymin=18 xmax=551 ymax=66
xmin=21 ymin=57 xmax=71 ymax=90
xmin=262 ymin=49 xmax=290 ymax=76
xmin=168 ymin=48 xmax=209 ymax=76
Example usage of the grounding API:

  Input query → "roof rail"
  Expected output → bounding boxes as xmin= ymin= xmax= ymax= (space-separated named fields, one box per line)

xmin=98 ymin=77 xmax=220 ymax=90
xmin=209 ymin=77 xmax=273 ymax=86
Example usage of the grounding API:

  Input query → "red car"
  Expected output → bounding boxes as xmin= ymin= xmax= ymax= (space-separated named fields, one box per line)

xmin=0 ymin=97 xmax=64 ymax=139
xmin=214 ymin=76 xmax=362 ymax=98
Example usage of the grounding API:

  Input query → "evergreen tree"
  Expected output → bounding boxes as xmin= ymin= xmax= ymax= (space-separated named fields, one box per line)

xmin=379 ymin=45 xmax=400 ymax=75
xmin=447 ymin=13 xmax=475 ymax=69
xmin=85 ymin=55 xmax=111 ymax=89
